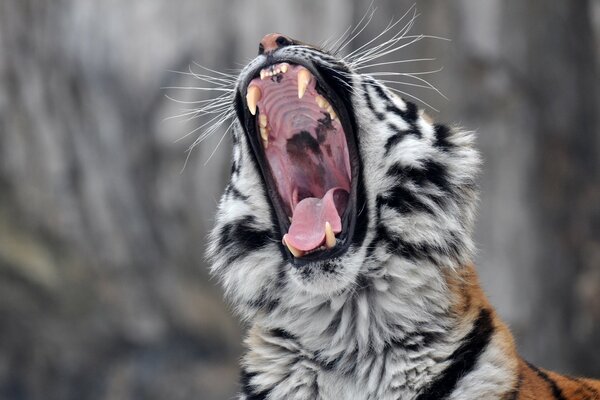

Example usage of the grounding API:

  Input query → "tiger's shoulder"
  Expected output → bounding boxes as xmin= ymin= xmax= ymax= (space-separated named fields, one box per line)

xmin=446 ymin=265 xmax=600 ymax=400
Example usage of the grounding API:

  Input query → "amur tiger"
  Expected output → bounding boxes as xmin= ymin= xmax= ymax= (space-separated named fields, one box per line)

xmin=204 ymin=30 xmax=600 ymax=399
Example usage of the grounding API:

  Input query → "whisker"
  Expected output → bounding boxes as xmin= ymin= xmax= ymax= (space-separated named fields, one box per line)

xmin=202 ymin=119 xmax=235 ymax=166
xmin=164 ymin=94 xmax=231 ymax=106
xmin=191 ymin=61 xmax=238 ymax=79
xmin=175 ymin=108 xmax=234 ymax=142
xmin=368 ymin=68 xmax=443 ymax=76
xmin=344 ymin=4 xmax=417 ymax=61
xmin=385 ymin=87 xmax=439 ymax=112
xmin=333 ymin=1 xmax=377 ymax=55
xmin=375 ymin=79 xmax=442 ymax=92
xmin=354 ymin=58 xmax=435 ymax=70
xmin=162 ymin=86 xmax=234 ymax=93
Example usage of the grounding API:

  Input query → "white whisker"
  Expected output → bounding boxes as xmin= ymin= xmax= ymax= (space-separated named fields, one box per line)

xmin=162 ymin=86 xmax=234 ymax=93
xmin=354 ymin=58 xmax=435 ymax=70
xmin=343 ymin=4 xmax=417 ymax=62
xmin=202 ymin=119 xmax=235 ymax=166
xmin=332 ymin=2 xmax=377 ymax=55
xmin=386 ymin=87 xmax=439 ymax=112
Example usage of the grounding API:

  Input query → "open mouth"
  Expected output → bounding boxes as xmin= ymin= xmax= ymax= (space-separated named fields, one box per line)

xmin=239 ymin=60 xmax=358 ymax=262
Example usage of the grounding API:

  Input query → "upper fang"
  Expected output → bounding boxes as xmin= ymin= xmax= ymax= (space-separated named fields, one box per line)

xmin=246 ymin=85 xmax=261 ymax=115
xmin=297 ymin=68 xmax=311 ymax=99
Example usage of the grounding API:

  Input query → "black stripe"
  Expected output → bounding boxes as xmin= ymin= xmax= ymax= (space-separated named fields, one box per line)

xmin=386 ymin=160 xmax=450 ymax=193
xmin=416 ymin=308 xmax=495 ymax=400
xmin=377 ymin=185 xmax=434 ymax=215
xmin=525 ymin=361 xmax=567 ymax=400
xmin=270 ymin=328 xmax=296 ymax=341
xmin=240 ymin=369 xmax=271 ymax=400
xmin=225 ymin=183 xmax=249 ymax=201
xmin=230 ymin=160 xmax=240 ymax=176
xmin=361 ymin=81 xmax=385 ymax=120
xmin=390 ymin=329 xmax=443 ymax=352
xmin=218 ymin=216 xmax=272 ymax=265
xmin=383 ymin=122 xmax=423 ymax=155
xmin=571 ymin=377 xmax=600 ymax=399
xmin=434 ymin=124 xmax=454 ymax=151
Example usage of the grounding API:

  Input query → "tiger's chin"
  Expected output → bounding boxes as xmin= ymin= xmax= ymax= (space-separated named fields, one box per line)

xmin=287 ymin=255 xmax=364 ymax=296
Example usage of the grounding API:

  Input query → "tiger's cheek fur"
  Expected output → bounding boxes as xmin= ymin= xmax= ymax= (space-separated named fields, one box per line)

xmin=351 ymin=75 xmax=480 ymax=271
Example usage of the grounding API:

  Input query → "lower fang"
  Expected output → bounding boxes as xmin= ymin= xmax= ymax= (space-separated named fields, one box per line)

xmin=324 ymin=221 xmax=336 ymax=248
xmin=283 ymin=235 xmax=304 ymax=258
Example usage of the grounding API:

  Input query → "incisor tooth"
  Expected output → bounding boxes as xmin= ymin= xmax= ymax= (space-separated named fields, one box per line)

xmin=259 ymin=114 xmax=268 ymax=128
xmin=283 ymin=235 xmax=304 ymax=258
xmin=246 ymin=85 xmax=261 ymax=115
xmin=324 ymin=222 xmax=336 ymax=248
xmin=297 ymin=68 xmax=311 ymax=99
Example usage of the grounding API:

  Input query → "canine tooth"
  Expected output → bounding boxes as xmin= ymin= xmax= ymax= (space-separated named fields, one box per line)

xmin=324 ymin=222 xmax=336 ymax=248
xmin=259 ymin=114 xmax=268 ymax=128
xmin=246 ymin=85 xmax=261 ymax=115
xmin=260 ymin=127 xmax=269 ymax=142
xmin=281 ymin=64 xmax=288 ymax=73
xmin=297 ymin=68 xmax=311 ymax=99
xmin=283 ymin=235 xmax=304 ymax=258
xmin=260 ymin=70 xmax=266 ymax=80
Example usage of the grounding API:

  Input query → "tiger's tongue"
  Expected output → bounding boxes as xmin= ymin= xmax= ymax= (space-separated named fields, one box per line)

xmin=285 ymin=187 xmax=343 ymax=251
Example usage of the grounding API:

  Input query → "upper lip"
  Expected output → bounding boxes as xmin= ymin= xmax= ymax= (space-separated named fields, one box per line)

xmin=237 ymin=57 xmax=359 ymax=265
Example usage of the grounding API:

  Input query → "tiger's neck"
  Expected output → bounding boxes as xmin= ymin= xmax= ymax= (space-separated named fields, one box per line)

xmin=247 ymin=260 xmax=518 ymax=395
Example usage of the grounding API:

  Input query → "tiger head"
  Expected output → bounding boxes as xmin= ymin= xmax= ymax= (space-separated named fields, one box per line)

xmin=207 ymin=32 xmax=480 ymax=319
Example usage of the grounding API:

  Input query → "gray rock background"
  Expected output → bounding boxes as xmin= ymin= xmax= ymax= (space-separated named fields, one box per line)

xmin=0 ymin=1 xmax=598 ymax=399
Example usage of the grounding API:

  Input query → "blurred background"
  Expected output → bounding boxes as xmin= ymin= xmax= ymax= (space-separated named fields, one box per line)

xmin=0 ymin=1 xmax=599 ymax=399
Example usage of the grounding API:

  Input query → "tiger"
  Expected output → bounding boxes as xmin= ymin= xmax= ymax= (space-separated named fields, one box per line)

xmin=205 ymin=31 xmax=600 ymax=399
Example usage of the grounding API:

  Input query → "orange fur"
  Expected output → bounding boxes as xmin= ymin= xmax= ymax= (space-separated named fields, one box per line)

xmin=446 ymin=265 xmax=600 ymax=399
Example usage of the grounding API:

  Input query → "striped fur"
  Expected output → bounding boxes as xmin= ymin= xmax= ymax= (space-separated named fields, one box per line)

xmin=206 ymin=42 xmax=600 ymax=399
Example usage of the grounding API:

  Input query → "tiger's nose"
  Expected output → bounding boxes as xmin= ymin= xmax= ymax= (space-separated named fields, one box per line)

xmin=258 ymin=33 xmax=293 ymax=55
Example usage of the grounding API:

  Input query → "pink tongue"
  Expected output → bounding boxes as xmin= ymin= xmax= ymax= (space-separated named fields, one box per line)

xmin=285 ymin=188 xmax=345 ymax=251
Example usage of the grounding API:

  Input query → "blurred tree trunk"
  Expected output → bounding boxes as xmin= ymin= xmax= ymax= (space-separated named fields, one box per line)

xmin=512 ymin=0 xmax=600 ymax=374
xmin=0 ymin=1 xmax=598 ymax=399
